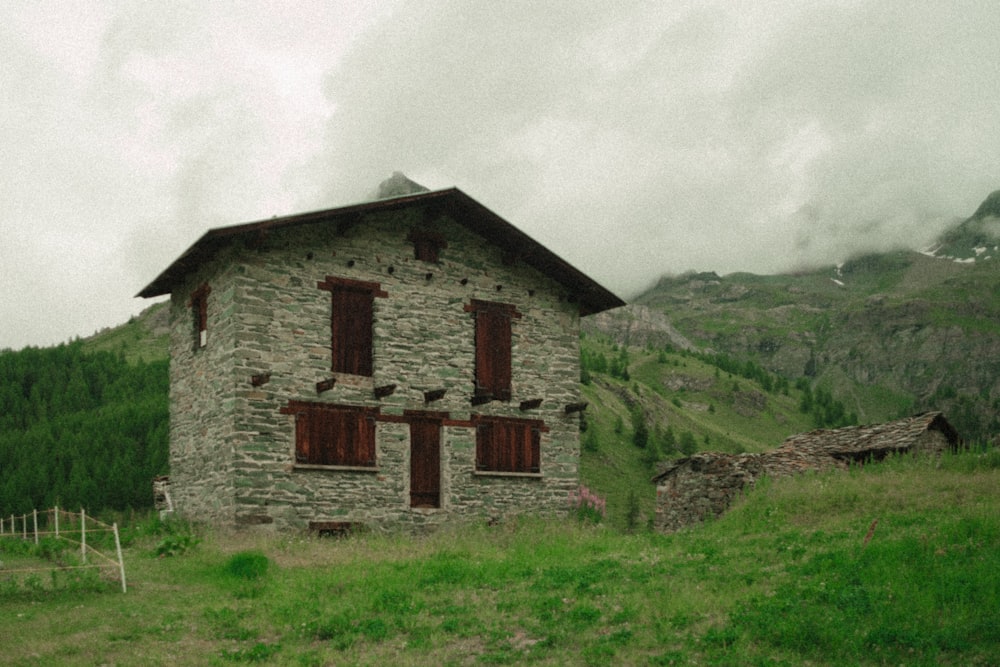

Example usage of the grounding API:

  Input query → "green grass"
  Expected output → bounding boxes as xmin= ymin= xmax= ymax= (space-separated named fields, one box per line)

xmin=81 ymin=301 xmax=170 ymax=363
xmin=4 ymin=451 xmax=997 ymax=665
xmin=578 ymin=339 xmax=819 ymax=530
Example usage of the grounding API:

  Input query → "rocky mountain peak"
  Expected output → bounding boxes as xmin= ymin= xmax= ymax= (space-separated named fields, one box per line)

xmin=971 ymin=189 xmax=1000 ymax=221
xmin=374 ymin=172 xmax=430 ymax=200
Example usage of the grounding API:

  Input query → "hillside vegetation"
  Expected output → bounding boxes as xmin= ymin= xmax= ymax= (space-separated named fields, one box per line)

xmin=0 ymin=341 xmax=168 ymax=514
xmin=588 ymin=192 xmax=1000 ymax=445
xmin=577 ymin=333 xmax=856 ymax=529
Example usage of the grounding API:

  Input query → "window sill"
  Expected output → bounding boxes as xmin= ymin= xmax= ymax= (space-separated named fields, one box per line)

xmin=473 ymin=470 xmax=543 ymax=479
xmin=293 ymin=464 xmax=380 ymax=473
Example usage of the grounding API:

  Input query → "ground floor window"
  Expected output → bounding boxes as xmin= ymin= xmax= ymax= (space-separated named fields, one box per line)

xmin=473 ymin=415 xmax=544 ymax=474
xmin=282 ymin=401 xmax=378 ymax=467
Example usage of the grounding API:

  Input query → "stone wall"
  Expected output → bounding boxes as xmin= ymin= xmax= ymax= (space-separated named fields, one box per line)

xmin=653 ymin=449 xmax=826 ymax=532
xmin=168 ymin=248 xmax=243 ymax=526
xmin=654 ymin=415 xmax=958 ymax=533
xmin=168 ymin=207 xmax=584 ymax=531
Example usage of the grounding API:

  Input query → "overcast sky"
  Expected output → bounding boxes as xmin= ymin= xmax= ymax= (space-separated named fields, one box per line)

xmin=2 ymin=1 xmax=999 ymax=351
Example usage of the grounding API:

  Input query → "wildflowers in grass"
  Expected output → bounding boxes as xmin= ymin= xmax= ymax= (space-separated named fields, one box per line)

xmin=568 ymin=485 xmax=607 ymax=523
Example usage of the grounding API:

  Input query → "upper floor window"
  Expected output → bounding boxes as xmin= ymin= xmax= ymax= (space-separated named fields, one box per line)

xmin=407 ymin=227 xmax=448 ymax=263
xmin=318 ymin=277 xmax=387 ymax=376
xmin=190 ymin=283 xmax=211 ymax=350
xmin=473 ymin=415 xmax=544 ymax=474
xmin=282 ymin=401 xmax=378 ymax=467
xmin=465 ymin=300 xmax=521 ymax=401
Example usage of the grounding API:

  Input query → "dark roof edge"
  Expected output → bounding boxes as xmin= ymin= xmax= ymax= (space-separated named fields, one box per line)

xmin=137 ymin=188 xmax=626 ymax=316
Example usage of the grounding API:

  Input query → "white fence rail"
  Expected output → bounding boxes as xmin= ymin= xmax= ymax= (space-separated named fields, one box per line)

xmin=0 ymin=507 xmax=126 ymax=593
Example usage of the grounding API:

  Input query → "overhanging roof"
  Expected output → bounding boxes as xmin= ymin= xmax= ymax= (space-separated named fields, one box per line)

xmin=137 ymin=188 xmax=625 ymax=316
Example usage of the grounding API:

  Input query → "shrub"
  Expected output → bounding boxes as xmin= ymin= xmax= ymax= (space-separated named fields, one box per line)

xmin=631 ymin=406 xmax=649 ymax=449
xmin=568 ymin=485 xmax=607 ymax=523
xmin=154 ymin=531 xmax=200 ymax=558
xmin=224 ymin=551 xmax=270 ymax=580
xmin=679 ymin=431 xmax=698 ymax=456
xmin=624 ymin=491 xmax=641 ymax=532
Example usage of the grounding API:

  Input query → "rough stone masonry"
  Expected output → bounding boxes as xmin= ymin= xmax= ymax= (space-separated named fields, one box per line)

xmin=653 ymin=412 xmax=960 ymax=532
xmin=140 ymin=186 xmax=624 ymax=532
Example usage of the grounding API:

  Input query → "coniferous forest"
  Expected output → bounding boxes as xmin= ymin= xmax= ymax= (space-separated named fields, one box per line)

xmin=0 ymin=342 xmax=168 ymax=514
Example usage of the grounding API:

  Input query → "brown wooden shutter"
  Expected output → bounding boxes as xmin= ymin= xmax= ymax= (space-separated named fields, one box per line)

xmin=322 ymin=406 xmax=375 ymax=467
xmin=409 ymin=416 xmax=441 ymax=507
xmin=320 ymin=277 xmax=385 ymax=377
xmin=331 ymin=286 xmax=373 ymax=376
xmin=475 ymin=305 xmax=512 ymax=401
xmin=407 ymin=227 xmax=447 ymax=263
xmin=508 ymin=420 xmax=526 ymax=472
xmin=284 ymin=402 xmax=377 ymax=467
xmin=325 ymin=407 xmax=348 ymax=466
xmin=295 ymin=411 xmax=311 ymax=463
xmin=474 ymin=416 xmax=543 ymax=474
xmin=357 ymin=411 xmax=376 ymax=466
xmin=475 ymin=419 xmax=495 ymax=471
xmin=190 ymin=283 xmax=211 ymax=349
xmin=528 ymin=426 xmax=541 ymax=473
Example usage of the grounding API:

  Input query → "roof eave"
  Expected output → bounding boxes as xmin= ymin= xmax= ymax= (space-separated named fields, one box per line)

xmin=136 ymin=188 xmax=626 ymax=315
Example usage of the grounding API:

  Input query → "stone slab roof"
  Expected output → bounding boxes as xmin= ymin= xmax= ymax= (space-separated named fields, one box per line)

xmin=653 ymin=411 xmax=960 ymax=485
xmin=137 ymin=187 xmax=626 ymax=316
xmin=775 ymin=411 xmax=960 ymax=462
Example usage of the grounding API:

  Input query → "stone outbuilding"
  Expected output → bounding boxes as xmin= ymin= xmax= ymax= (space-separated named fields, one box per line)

xmin=139 ymin=179 xmax=624 ymax=531
xmin=652 ymin=412 xmax=961 ymax=533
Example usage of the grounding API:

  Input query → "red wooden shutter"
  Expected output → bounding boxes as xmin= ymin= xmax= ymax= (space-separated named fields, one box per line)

xmin=475 ymin=419 xmax=495 ymax=471
xmin=331 ymin=287 xmax=373 ymax=376
xmin=475 ymin=306 xmax=512 ymax=401
xmin=506 ymin=420 xmax=522 ymax=472
xmin=190 ymin=283 xmax=211 ymax=349
xmin=326 ymin=407 xmax=349 ymax=466
xmin=356 ymin=411 xmax=376 ymax=466
xmin=295 ymin=411 xmax=311 ymax=463
xmin=409 ymin=416 xmax=441 ymax=507
xmin=285 ymin=403 xmax=377 ymax=467
xmin=528 ymin=426 xmax=541 ymax=473
xmin=322 ymin=406 xmax=376 ymax=467
xmin=474 ymin=416 xmax=542 ymax=473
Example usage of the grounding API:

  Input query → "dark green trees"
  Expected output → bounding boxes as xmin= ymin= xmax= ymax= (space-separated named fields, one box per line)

xmin=0 ymin=343 xmax=168 ymax=514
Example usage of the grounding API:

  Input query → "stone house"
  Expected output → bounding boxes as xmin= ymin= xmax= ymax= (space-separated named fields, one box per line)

xmin=652 ymin=412 xmax=961 ymax=532
xmin=138 ymin=182 xmax=624 ymax=531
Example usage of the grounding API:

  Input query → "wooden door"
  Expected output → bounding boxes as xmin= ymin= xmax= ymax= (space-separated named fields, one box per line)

xmin=409 ymin=415 xmax=441 ymax=508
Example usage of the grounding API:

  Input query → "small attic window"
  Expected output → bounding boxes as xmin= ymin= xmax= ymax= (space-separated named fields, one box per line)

xmin=407 ymin=227 xmax=448 ymax=263
xmin=190 ymin=283 xmax=211 ymax=350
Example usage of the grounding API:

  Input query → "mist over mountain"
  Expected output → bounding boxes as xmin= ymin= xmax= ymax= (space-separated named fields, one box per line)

xmin=971 ymin=190 xmax=1000 ymax=220
xmin=932 ymin=189 xmax=1000 ymax=261
xmin=587 ymin=189 xmax=1000 ymax=444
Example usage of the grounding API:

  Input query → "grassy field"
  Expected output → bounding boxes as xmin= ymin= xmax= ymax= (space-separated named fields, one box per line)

xmin=3 ymin=451 xmax=999 ymax=666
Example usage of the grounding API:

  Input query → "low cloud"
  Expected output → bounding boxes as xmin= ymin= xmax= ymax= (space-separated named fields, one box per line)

xmin=2 ymin=1 xmax=998 ymax=348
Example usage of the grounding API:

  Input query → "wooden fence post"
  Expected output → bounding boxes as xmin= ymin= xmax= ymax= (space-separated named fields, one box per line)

xmin=54 ymin=506 xmax=59 ymax=538
xmin=113 ymin=523 xmax=127 ymax=593
xmin=33 ymin=509 xmax=38 ymax=545
xmin=81 ymin=508 xmax=87 ymax=564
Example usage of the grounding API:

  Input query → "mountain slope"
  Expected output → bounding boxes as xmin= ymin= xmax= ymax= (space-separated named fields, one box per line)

xmin=586 ymin=190 xmax=1000 ymax=444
